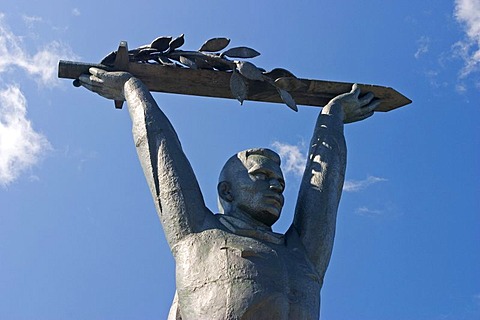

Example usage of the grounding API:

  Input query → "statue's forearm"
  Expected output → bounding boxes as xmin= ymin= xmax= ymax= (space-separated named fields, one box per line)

xmin=293 ymin=107 xmax=347 ymax=278
xmin=124 ymin=78 xmax=208 ymax=247
xmin=124 ymin=77 xmax=178 ymax=204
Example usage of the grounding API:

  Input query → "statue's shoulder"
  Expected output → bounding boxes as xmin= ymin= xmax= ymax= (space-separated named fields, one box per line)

xmin=284 ymin=226 xmax=305 ymax=249
xmin=170 ymin=217 xmax=228 ymax=254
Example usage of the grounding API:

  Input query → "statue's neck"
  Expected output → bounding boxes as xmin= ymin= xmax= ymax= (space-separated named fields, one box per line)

xmin=217 ymin=214 xmax=285 ymax=244
xmin=223 ymin=209 xmax=272 ymax=232
xmin=217 ymin=210 xmax=284 ymax=245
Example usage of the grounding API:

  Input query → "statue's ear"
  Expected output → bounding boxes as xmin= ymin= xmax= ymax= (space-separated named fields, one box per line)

xmin=218 ymin=181 xmax=234 ymax=202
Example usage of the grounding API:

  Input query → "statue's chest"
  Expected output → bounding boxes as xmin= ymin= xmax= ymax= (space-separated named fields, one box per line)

xmin=172 ymin=229 xmax=321 ymax=319
xmin=174 ymin=229 xmax=287 ymax=289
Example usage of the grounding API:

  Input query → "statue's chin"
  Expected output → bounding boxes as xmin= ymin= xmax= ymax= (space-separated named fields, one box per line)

xmin=259 ymin=208 xmax=281 ymax=227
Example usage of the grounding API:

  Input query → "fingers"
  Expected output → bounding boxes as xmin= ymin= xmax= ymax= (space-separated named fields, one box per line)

xmin=79 ymin=74 xmax=91 ymax=85
xmin=89 ymin=67 xmax=106 ymax=77
xmin=79 ymin=81 xmax=95 ymax=92
xmin=350 ymin=83 xmax=360 ymax=99
xmin=79 ymin=73 xmax=112 ymax=98
xmin=362 ymin=98 xmax=382 ymax=113
xmin=359 ymin=92 xmax=375 ymax=106
xmin=344 ymin=98 xmax=382 ymax=123
xmin=350 ymin=83 xmax=375 ymax=106
xmin=79 ymin=74 xmax=103 ymax=86
xmin=89 ymin=67 xmax=132 ymax=82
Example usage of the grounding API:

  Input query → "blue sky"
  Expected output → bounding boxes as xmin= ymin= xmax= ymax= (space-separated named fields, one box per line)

xmin=0 ymin=1 xmax=479 ymax=319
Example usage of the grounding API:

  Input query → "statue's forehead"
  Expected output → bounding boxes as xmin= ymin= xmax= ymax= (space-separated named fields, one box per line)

xmin=246 ymin=155 xmax=282 ymax=174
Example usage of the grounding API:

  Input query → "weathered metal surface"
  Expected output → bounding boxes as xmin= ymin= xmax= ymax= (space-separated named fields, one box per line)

xmin=58 ymin=59 xmax=411 ymax=111
xmin=69 ymin=38 xmax=409 ymax=317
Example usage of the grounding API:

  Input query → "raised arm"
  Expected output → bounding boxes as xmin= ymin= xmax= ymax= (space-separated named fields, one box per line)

xmin=80 ymin=68 xmax=211 ymax=249
xmin=291 ymin=84 xmax=379 ymax=279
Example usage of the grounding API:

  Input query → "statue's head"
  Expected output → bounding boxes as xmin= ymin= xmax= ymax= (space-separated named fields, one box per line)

xmin=217 ymin=148 xmax=285 ymax=227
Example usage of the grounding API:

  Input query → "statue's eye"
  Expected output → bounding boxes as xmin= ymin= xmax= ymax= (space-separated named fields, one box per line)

xmin=253 ymin=172 xmax=268 ymax=180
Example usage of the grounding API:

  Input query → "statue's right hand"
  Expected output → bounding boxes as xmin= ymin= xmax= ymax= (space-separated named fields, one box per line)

xmin=79 ymin=67 xmax=132 ymax=101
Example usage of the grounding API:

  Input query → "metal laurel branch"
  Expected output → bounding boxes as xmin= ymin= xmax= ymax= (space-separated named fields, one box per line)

xmin=100 ymin=34 xmax=305 ymax=111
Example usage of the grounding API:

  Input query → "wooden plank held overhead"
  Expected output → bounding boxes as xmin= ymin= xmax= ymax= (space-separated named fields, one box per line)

xmin=58 ymin=42 xmax=411 ymax=112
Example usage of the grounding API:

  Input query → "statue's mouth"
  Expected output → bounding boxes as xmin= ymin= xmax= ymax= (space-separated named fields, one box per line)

xmin=264 ymin=194 xmax=284 ymax=208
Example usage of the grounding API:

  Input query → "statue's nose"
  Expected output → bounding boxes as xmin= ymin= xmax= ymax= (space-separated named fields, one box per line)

xmin=269 ymin=179 xmax=283 ymax=193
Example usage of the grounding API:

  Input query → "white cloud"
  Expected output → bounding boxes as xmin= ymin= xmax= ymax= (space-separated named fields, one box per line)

xmin=343 ymin=175 xmax=387 ymax=192
xmin=0 ymin=85 xmax=51 ymax=186
xmin=455 ymin=82 xmax=468 ymax=93
xmin=22 ymin=15 xmax=43 ymax=27
xmin=415 ymin=36 xmax=430 ymax=59
xmin=454 ymin=0 xmax=480 ymax=77
xmin=355 ymin=206 xmax=383 ymax=217
xmin=0 ymin=13 xmax=78 ymax=185
xmin=0 ymin=13 xmax=78 ymax=86
xmin=271 ymin=141 xmax=306 ymax=177
xmin=72 ymin=8 xmax=81 ymax=16
xmin=354 ymin=202 xmax=402 ymax=219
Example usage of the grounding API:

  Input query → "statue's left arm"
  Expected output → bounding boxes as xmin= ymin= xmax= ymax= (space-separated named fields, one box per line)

xmin=291 ymin=84 xmax=380 ymax=281
xmin=79 ymin=68 xmax=211 ymax=249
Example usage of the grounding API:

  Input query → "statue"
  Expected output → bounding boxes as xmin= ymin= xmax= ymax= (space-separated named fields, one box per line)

xmin=78 ymin=67 xmax=380 ymax=319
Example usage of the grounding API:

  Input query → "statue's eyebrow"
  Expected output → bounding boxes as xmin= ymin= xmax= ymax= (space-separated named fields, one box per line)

xmin=248 ymin=167 xmax=284 ymax=183
xmin=247 ymin=165 xmax=268 ymax=174
xmin=247 ymin=167 xmax=260 ymax=173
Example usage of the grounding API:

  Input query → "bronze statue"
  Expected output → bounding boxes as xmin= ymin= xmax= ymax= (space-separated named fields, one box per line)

xmin=79 ymin=67 xmax=380 ymax=319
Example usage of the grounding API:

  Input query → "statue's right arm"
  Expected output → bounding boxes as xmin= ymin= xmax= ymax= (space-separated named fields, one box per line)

xmin=290 ymin=84 xmax=380 ymax=279
xmin=80 ymin=68 xmax=211 ymax=248
xmin=124 ymin=77 xmax=211 ymax=246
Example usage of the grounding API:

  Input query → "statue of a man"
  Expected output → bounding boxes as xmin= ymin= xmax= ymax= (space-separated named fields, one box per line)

xmin=79 ymin=67 xmax=379 ymax=320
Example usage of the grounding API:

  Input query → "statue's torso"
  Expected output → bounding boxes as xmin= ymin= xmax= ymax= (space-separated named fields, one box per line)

xmin=172 ymin=226 xmax=321 ymax=320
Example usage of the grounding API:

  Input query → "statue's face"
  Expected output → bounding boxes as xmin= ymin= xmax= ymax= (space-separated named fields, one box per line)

xmin=231 ymin=155 xmax=285 ymax=227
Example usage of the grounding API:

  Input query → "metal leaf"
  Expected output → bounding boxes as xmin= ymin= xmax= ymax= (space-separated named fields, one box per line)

xmin=169 ymin=34 xmax=185 ymax=51
xmin=199 ymin=37 xmax=230 ymax=52
xmin=263 ymin=68 xmax=296 ymax=80
xmin=128 ymin=45 xmax=150 ymax=55
xmin=207 ymin=58 xmax=233 ymax=71
xmin=236 ymin=61 xmax=264 ymax=81
xmin=134 ymin=48 xmax=158 ymax=62
xmin=274 ymin=77 xmax=307 ymax=91
xmin=230 ymin=71 xmax=248 ymax=104
xmin=176 ymin=51 xmax=213 ymax=69
xmin=179 ymin=56 xmax=197 ymax=69
xmin=100 ymin=51 xmax=117 ymax=66
xmin=222 ymin=46 xmax=260 ymax=58
xmin=277 ymin=88 xmax=298 ymax=112
xmin=150 ymin=36 xmax=172 ymax=51
xmin=193 ymin=58 xmax=214 ymax=70
xmin=157 ymin=55 xmax=176 ymax=66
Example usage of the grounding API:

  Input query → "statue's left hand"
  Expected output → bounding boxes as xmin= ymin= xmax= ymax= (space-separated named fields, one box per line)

xmin=79 ymin=67 xmax=132 ymax=101
xmin=325 ymin=84 xmax=382 ymax=124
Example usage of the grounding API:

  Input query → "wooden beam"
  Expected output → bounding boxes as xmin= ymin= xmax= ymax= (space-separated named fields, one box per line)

xmin=58 ymin=59 xmax=411 ymax=112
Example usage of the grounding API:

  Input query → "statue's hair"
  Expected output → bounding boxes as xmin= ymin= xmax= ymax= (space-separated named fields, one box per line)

xmin=239 ymin=148 xmax=280 ymax=166
xmin=217 ymin=148 xmax=281 ymax=213
xmin=219 ymin=148 xmax=280 ymax=183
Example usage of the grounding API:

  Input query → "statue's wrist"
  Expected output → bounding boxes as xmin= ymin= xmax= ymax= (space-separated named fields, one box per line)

xmin=322 ymin=101 xmax=345 ymax=122
xmin=124 ymin=77 xmax=148 ymax=99
xmin=124 ymin=76 xmax=141 ymax=91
